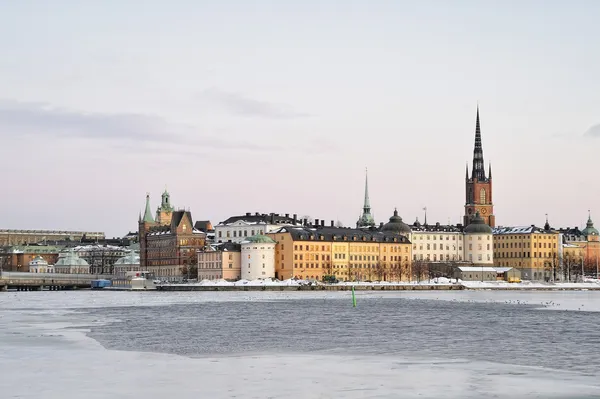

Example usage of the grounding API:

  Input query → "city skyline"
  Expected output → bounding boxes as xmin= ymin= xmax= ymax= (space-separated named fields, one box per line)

xmin=1 ymin=1 xmax=599 ymax=236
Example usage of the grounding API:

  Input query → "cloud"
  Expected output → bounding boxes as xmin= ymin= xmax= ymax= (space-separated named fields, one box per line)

xmin=198 ymin=88 xmax=310 ymax=119
xmin=0 ymin=99 xmax=278 ymax=153
xmin=584 ymin=124 xmax=600 ymax=138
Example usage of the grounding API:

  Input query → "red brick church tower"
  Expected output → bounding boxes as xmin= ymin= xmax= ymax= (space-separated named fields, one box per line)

xmin=464 ymin=107 xmax=495 ymax=227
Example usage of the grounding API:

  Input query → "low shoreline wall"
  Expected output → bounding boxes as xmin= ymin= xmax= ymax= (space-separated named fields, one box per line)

xmin=154 ymin=284 xmax=465 ymax=291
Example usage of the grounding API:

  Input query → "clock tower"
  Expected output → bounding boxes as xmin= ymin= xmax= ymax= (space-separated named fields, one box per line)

xmin=464 ymin=107 xmax=495 ymax=227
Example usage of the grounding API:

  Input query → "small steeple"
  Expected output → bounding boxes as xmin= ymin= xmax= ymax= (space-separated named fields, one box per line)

xmin=465 ymin=163 xmax=469 ymax=180
xmin=489 ymin=163 xmax=492 ymax=179
xmin=138 ymin=211 xmax=142 ymax=223
xmin=143 ymin=193 xmax=154 ymax=223
xmin=544 ymin=213 xmax=550 ymax=231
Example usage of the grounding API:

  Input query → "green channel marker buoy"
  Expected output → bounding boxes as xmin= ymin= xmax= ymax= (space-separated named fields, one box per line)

xmin=352 ymin=286 xmax=357 ymax=307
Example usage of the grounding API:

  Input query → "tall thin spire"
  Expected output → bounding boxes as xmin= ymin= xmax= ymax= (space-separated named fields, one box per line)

xmin=465 ymin=163 xmax=469 ymax=180
xmin=356 ymin=168 xmax=375 ymax=228
xmin=488 ymin=163 xmax=492 ymax=179
xmin=363 ymin=167 xmax=371 ymax=212
xmin=143 ymin=193 xmax=155 ymax=223
xmin=471 ymin=105 xmax=487 ymax=181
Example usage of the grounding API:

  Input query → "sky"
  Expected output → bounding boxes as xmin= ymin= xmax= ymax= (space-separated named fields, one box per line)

xmin=1 ymin=0 xmax=599 ymax=237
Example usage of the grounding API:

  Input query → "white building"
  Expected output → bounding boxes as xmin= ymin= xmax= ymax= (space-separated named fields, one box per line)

xmin=463 ymin=212 xmax=494 ymax=264
xmin=28 ymin=255 xmax=54 ymax=273
xmin=241 ymin=235 xmax=276 ymax=280
xmin=54 ymin=250 xmax=90 ymax=274
xmin=215 ymin=212 xmax=301 ymax=244
xmin=409 ymin=221 xmax=464 ymax=263
xmin=113 ymin=251 xmax=141 ymax=279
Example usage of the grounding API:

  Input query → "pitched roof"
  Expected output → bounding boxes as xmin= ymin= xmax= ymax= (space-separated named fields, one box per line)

xmin=271 ymin=226 xmax=411 ymax=244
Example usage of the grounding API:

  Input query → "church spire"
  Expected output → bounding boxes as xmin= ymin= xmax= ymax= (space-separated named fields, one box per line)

xmin=363 ymin=167 xmax=371 ymax=212
xmin=142 ymin=193 xmax=154 ymax=223
xmin=471 ymin=105 xmax=487 ymax=181
xmin=356 ymin=168 xmax=375 ymax=228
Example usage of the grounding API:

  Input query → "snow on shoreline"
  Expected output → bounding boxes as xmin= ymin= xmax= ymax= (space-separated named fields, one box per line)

xmin=166 ymin=277 xmax=600 ymax=290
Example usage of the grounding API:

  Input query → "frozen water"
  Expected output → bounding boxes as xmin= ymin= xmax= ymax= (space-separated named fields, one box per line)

xmin=1 ymin=290 xmax=600 ymax=398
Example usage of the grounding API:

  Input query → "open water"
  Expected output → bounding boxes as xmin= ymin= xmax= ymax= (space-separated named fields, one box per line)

xmin=1 ymin=290 xmax=599 ymax=398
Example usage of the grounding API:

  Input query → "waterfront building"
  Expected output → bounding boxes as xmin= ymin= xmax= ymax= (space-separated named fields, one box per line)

xmin=214 ymin=212 xmax=300 ymax=244
xmin=241 ymin=235 xmax=276 ymax=280
xmin=268 ymin=214 xmax=412 ymax=282
xmin=54 ymin=250 xmax=90 ymax=274
xmin=0 ymin=229 xmax=104 ymax=246
xmin=72 ymin=244 xmax=129 ymax=275
xmin=463 ymin=212 xmax=494 ymax=264
xmin=28 ymin=255 xmax=54 ymax=273
xmin=557 ymin=213 xmax=600 ymax=275
xmin=356 ymin=169 xmax=376 ymax=229
xmin=197 ymin=242 xmax=241 ymax=281
xmin=409 ymin=219 xmax=464 ymax=263
xmin=464 ymin=107 xmax=495 ymax=227
xmin=138 ymin=193 xmax=206 ymax=281
xmin=492 ymin=225 xmax=560 ymax=281
xmin=0 ymin=245 xmax=60 ymax=272
xmin=113 ymin=251 xmax=141 ymax=280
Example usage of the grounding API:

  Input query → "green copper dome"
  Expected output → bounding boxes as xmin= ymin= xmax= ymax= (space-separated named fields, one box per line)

xmin=382 ymin=209 xmax=411 ymax=234
xmin=582 ymin=214 xmax=599 ymax=236
xmin=243 ymin=234 xmax=276 ymax=244
xmin=464 ymin=212 xmax=493 ymax=234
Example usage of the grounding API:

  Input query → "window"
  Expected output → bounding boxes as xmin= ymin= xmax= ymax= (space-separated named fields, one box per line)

xmin=480 ymin=188 xmax=486 ymax=204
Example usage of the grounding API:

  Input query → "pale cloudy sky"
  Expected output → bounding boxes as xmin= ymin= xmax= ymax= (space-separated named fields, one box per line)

xmin=1 ymin=0 xmax=599 ymax=237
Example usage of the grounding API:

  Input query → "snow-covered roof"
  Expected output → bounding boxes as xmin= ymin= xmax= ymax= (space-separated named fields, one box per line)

xmin=493 ymin=226 xmax=555 ymax=235
xmin=457 ymin=266 xmax=514 ymax=272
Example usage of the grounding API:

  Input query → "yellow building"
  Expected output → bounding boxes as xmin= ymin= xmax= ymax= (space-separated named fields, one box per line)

xmin=197 ymin=243 xmax=241 ymax=281
xmin=493 ymin=225 xmax=561 ymax=281
xmin=268 ymin=223 xmax=412 ymax=282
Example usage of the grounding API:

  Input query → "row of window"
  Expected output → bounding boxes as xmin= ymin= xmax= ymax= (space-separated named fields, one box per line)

xmin=413 ymin=235 xmax=462 ymax=241
xmin=495 ymin=242 xmax=557 ymax=249
xmin=413 ymin=254 xmax=464 ymax=261
xmin=218 ymin=229 xmax=265 ymax=238
xmin=494 ymin=251 xmax=558 ymax=259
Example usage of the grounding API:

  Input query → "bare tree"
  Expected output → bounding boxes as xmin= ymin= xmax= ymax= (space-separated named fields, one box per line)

xmin=335 ymin=220 xmax=344 ymax=228
xmin=374 ymin=261 xmax=388 ymax=281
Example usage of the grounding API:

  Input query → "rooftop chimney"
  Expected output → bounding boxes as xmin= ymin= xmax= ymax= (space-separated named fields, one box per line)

xmin=303 ymin=218 xmax=307 ymax=226
xmin=331 ymin=220 xmax=334 ymax=227
xmin=246 ymin=212 xmax=251 ymax=217
xmin=321 ymin=220 xmax=325 ymax=227
xmin=315 ymin=218 xmax=320 ymax=227
xmin=380 ymin=222 xmax=384 ymax=228
xmin=285 ymin=213 xmax=289 ymax=218
xmin=293 ymin=214 xmax=297 ymax=224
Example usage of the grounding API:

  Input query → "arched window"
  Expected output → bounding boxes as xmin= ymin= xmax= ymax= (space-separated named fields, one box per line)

xmin=480 ymin=188 xmax=486 ymax=204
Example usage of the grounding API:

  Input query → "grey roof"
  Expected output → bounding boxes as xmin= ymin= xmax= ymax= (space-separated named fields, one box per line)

xmin=55 ymin=250 xmax=89 ymax=267
xmin=381 ymin=209 xmax=411 ymax=234
xmin=272 ymin=226 xmax=411 ymax=244
xmin=114 ymin=251 xmax=140 ymax=266
xmin=493 ymin=225 xmax=556 ymax=235
xmin=464 ymin=212 xmax=493 ymax=234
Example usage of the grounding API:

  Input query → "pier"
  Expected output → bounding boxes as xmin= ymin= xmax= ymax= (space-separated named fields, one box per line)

xmin=0 ymin=271 xmax=100 ymax=291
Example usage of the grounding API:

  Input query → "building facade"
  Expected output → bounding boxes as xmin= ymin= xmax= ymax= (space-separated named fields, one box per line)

xmin=0 ymin=245 xmax=61 ymax=272
xmin=197 ymin=243 xmax=241 ymax=281
xmin=155 ymin=189 xmax=174 ymax=225
xmin=463 ymin=212 xmax=494 ymax=264
xmin=28 ymin=256 xmax=54 ymax=273
xmin=464 ymin=107 xmax=495 ymax=227
xmin=241 ymin=235 xmax=276 ymax=280
xmin=73 ymin=244 xmax=129 ymax=275
xmin=0 ymin=229 xmax=104 ymax=246
xmin=138 ymin=192 xmax=206 ymax=281
xmin=214 ymin=212 xmax=300 ymax=244
xmin=268 ymin=220 xmax=412 ymax=282
xmin=409 ymin=221 xmax=464 ymax=263
xmin=558 ymin=213 xmax=600 ymax=277
xmin=54 ymin=250 xmax=90 ymax=274
xmin=493 ymin=225 xmax=561 ymax=281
